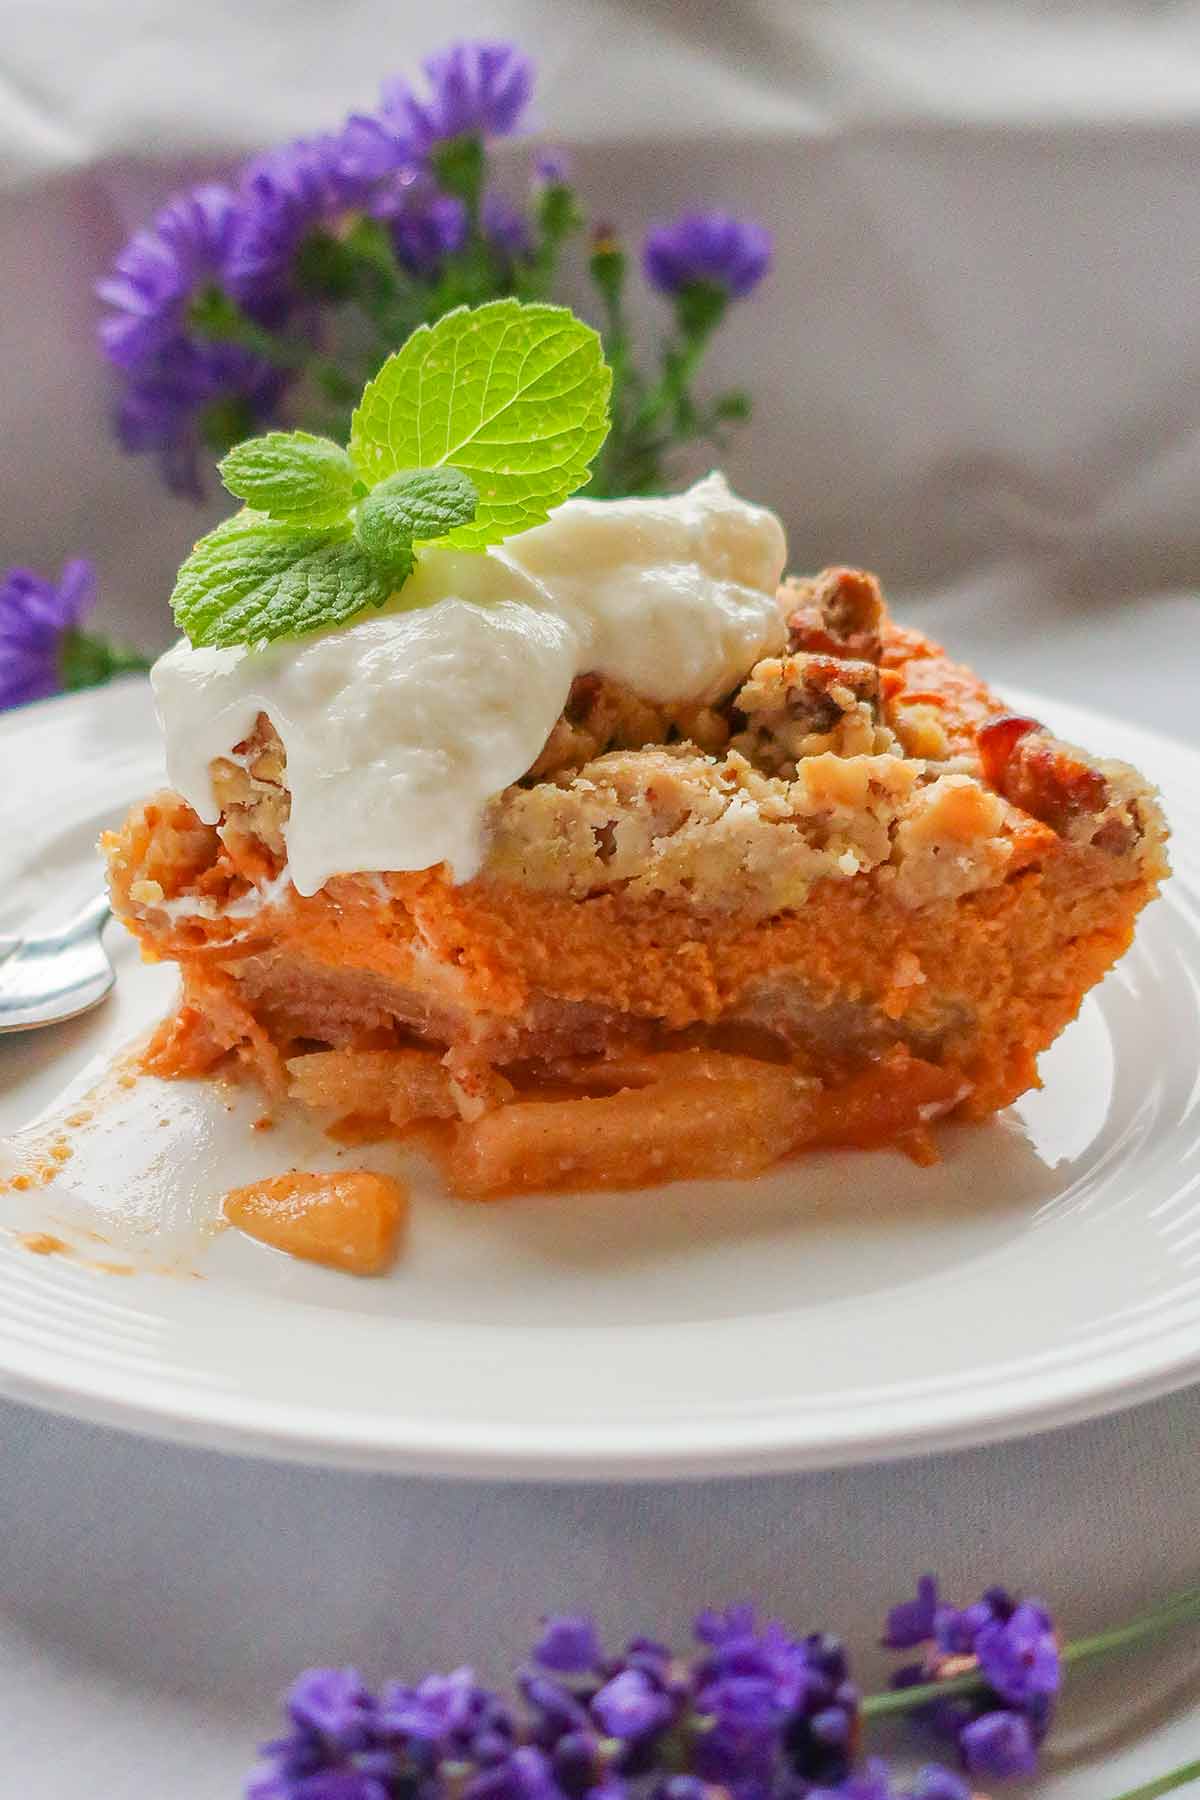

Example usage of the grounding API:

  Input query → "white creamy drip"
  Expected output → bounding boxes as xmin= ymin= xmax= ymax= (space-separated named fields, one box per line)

xmin=152 ymin=472 xmax=787 ymax=894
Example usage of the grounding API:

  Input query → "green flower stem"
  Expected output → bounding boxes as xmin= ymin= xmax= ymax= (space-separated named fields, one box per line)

xmin=861 ymin=1588 xmax=1200 ymax=1722
xmin=1108 ymin=1760 xmax=1200 ymax=1800
xmin=59 ymin=629 xmax=152 ymax=693
xmin=634 ymin=323 xmax=711 ymax=435
xmin=190 ymin=286 xmax=351 ymax=398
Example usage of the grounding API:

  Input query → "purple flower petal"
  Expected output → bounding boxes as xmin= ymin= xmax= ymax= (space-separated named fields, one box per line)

xmin=533 ymin=1615 xmax=604 ymax=1674
xmin=590 ymin=1668 xmax=674 ymax=1741
xmin=911 ymin=1767 xmax=972 ymax=1800
xmin=959 ymin=1708 xmax=1039 ymax=1781
xmin=0 ymin=560 xmax=98 ymax=711
xmin=386 ymin=41 xmax=534 ymax=151
xmin=975 ymin=1600 xmax=1060 ymax=1705
xmin=883 ymin=1576 xmax=940 ymax=1650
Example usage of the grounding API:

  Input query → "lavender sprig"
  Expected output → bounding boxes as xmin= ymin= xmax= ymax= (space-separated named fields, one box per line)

xmin=244 ymin=1583 xmax=1200 ymax=1800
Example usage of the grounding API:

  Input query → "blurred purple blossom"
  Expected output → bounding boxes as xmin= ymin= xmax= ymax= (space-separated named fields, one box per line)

xmin=96 ymin=183 xmax=242 ymax=369
xmin=641 ymin=211 xmax=771 ymax=302
xmin=0 ymin=560 xmax=96 ymax=710
xmin=533 ymin=149 xmax=571 ymax=187
xmin=226 ymin=136 xmax=371 ymax=306
xmin=386 ymin=42 xmax=534 ymax=151
xmin=482 ymin=192 xmax=533 ymax=266
xmin=369 ymin=170 xmax=467 ymax=277
xmin=114 ymin=343 xmax=284 ymax=498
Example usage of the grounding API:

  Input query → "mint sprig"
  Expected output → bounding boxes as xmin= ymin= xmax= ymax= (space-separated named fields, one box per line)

xmin=170 ymin=300 xmax=610 ymax=650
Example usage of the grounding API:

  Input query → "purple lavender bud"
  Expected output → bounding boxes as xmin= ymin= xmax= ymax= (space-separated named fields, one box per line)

xmin=694 ymin=1606 xmax=758 ymax=1648
xmin=911 ymin=1767 xmax=972 ymax=1800
xmin=385 ymin=41 xmax=534 ymax=151
xmin=882 ymin=1576 xmax=940 ymax=1650
xmin=651 ymin=1781 xmax=712 ymax=1800
xmin=590 ymin=1668 xmax=674 ymax=1741
xmin=807 ymin=1758 xmax=894 ymax=1800
xmin=641 ymin=211 xmax=771 ymax=302
xmin=975 ymin=1601 xmax=1060 ymax=1705
xmin=534 ymin=1615 xmax=604 ymax=1675
xmin=0 ymin=560 xmax=97 ymax=710
xmin=959 ymin=1708 xmax=1039 ymax=1781
xmin=286 ymin=1668 xmax=378 ymax=1750
xmin=533 ymin=149 xmax=571 ymax=187
xmin=520 ymin=1671 xmax=592 ymax=1745
xmin=551 ymin=1728 xmax=602 ymax=1796
xmin=465 ymin=1746 xmax=562 ymax=1800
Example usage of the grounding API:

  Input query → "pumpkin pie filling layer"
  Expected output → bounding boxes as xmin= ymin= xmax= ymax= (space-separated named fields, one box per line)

xmin=105 ymin=567 xmax=1168 ymax=1197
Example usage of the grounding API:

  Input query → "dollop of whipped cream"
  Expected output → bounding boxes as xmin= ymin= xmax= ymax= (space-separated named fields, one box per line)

xmin=152 ymin=472 xmax=787 ymax=894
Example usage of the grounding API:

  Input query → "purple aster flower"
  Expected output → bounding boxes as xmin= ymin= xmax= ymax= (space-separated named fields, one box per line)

xmin=883 ymin=1577 xmax=940 ymax=1652
xmin=385 ymin=42 xmax=534 ymax=151
xmin=642 ymin=211 xmax=771 ymax=302
xmin=959 ymin=1709 xmax=1038 ymax=1781
xmin=0 ymin=560 xmax=96 ymax=710
xmin=97 ymin=183 xmax=243 ymax=370
xmin=975 ymin=1601 xmax=1059 ymax=1705
xmin=591 ymin=1668 xmax=675 ymax=1742
xmin=482 ymin=192 xmax=533 ymax=266
xmin=534 ymin=1615 xmax=604 ymax=1676
xmin=369 ymin=169 xmax=467 ymax=277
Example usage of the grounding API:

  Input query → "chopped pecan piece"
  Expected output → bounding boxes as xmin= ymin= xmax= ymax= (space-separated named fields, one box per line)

xmin=981 ymin=723 xmax=1146 ymax=857
xmin=731 ymin=651 xmax=894 ymax=771
xmin=977 ymin=713 xmax=1042 ymax=789
xmin=783 ymin=566 xmax=884 ymax=663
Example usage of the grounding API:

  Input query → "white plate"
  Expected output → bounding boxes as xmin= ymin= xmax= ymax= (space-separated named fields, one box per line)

xmin=1 ymin=678 xmax=1198 ymax=1479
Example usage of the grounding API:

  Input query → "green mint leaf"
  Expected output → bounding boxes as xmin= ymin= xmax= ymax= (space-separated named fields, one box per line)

xmin=348 ymin=298 xmax=611 ymax=551
xmin=219 ymin=431 xmax=357 ymax=527
xmin=355 ymin=468 xmax=478 ymax=574
xmin=171 ymin=511 xmax=396 ymax=649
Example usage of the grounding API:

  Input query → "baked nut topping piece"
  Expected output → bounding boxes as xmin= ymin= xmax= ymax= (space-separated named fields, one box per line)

xmin=105 ymin=563 xmax=1168 ymax=1200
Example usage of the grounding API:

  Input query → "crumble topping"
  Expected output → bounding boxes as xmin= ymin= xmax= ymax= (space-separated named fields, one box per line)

xmin=125 ymin=567 xmax=1166 ymax=927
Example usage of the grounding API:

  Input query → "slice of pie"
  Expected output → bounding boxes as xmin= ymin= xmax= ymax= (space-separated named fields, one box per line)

xmin=105 ymin=550 xmax=1167 ymax=1200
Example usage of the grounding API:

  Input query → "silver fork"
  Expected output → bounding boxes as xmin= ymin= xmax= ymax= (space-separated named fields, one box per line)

xmin=0 ymin=894 xmax=116 ymax=1033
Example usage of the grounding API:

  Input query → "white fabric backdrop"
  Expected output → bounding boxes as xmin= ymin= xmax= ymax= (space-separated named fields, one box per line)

xmin=1 ymin=3 xmax=1199 ymax=1795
